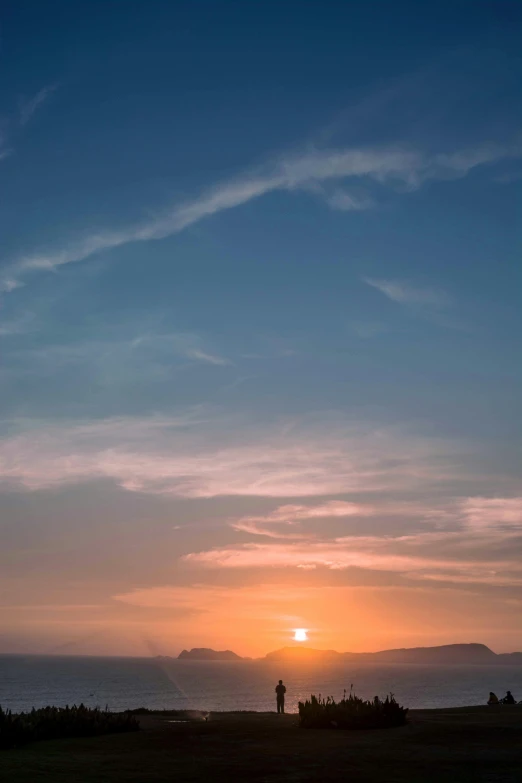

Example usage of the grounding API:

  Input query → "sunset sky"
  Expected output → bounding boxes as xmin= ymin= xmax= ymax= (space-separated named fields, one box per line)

xmin=1 ymin=1 xmax=521 ymax=657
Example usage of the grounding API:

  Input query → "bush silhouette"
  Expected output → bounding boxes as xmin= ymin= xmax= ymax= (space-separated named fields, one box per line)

xmin=298 ymin=689 xmax=408 ymax=730
xmin=0 ymin=703 xmax=140 ymax=750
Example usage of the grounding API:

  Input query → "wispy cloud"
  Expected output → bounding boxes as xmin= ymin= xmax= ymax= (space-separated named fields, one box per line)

xmin=183 ymin=348 xmax=231 ymax=366
xmin=231 ymin=501 xmax=375 ymax=539
xmin=19 ymin=84 xmax=57 ymax=126
xmin=430 ymin=145 xmax=522 ymax=178
xmin=230 ymin=500 xmax=451 ymax=539
xmin=231 ymin=520 xmax=311 ymax=540
xmin=0 ymin=412 xmax=464 ymax=497
xmin=131 ymin=333 xmax=231 ymax=367
xmin=183 ymin=529 xmax=522 ymax=587
xmin=2 ymin=140 xmax=519 ymax=292
xmin=460 ymin=497 xmax=522 ymax=529
xmin=0 ymin=84 xmax=57 ymax=177
xmin=180 ymin=493 xmax=522 ymax=588
xmin=240 ymin=501 xmax=377 ymax=524
xmin=0 ymin=278 xmax=24 ymax=293
xmin=6 ymin=331 xmax=231 ymax=374
xmin=364 ymin=278 xmax=450 ymax=307
xmin=325 ymin=189 xmax=375 ymax=211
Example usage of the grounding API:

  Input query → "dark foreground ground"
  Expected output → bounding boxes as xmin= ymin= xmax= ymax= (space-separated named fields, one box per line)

xmin=1 ymin=706 xmax=521 ymax=782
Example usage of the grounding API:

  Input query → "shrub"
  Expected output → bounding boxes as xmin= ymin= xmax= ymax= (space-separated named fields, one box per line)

xmin=0 ymin=703 xmax=140 ymax=750
xmin=298 ymin=689 xmax=408 ymax=730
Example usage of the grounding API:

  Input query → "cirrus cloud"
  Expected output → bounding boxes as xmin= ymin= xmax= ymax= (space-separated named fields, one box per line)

xmin=364 ymin=278 xmax=450 ymax=307
xmin=460 ymin=497 xmax=522 ymax=529
xmin=2 ymin=139 xmax=520 ymax=292
xmin=183 ymin=529 xmax=522 ymax=587
xmin=0 ymin=412 xmax=464 ymax=498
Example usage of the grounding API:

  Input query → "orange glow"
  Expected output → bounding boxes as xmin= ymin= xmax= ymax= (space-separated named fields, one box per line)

xmin=3 ymin=580 xmax=522 ymax=657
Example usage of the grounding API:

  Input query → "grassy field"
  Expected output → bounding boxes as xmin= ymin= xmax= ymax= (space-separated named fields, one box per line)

xmin=1 ymin=706 xmax=521 ymax=782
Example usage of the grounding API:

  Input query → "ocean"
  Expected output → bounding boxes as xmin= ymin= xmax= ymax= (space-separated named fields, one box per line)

xmin=1 ymin=655 xmax=521 ymax=714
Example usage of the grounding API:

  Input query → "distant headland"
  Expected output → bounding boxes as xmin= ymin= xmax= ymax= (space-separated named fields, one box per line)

xmin=167 ymin=643 xmax=522 ymax=665
xmin=177 ymin=648 xmax=243 ymax=661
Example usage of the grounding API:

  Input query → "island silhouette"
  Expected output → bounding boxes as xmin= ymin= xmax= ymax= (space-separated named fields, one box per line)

xmin=177 ymin=648 xmax=243 ymax=661
xmin=172 ymin=643 xmax=522 ymax=664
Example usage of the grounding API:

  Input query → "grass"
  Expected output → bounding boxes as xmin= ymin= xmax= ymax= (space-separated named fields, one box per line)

xmin=0 ymin=704 xmax=139 ymax=749
xmin=0 ymin=706 xmax=521 ymax=782
xmin=298 ymin=691 xmax=408 ymax=729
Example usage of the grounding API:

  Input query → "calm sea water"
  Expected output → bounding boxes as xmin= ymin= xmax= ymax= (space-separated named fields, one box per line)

xmin=1 ymin=655 xmax=521 ymax=713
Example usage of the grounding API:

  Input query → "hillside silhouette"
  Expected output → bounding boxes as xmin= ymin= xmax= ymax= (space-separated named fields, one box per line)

xmin=172 ymin=643 xmax=522 ymax=665
xmin=177 ymin=648 xmax=243 ymax=661
xmin=264 ymin=643 xmax=521 ymax=665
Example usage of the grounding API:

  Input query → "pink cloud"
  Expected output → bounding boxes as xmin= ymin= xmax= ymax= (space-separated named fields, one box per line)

xmin=231 ymin=520 xmax=311 ymax=539
xmin=230 ymin=500 xmax=454 ymax=538
xmin=0 ymin=414 xmax=461 ymax=498
xmin=183 ymin=529 xmax=522 ymax=586
xmin=460 ymin=497 xmax=522 ymax=528
xmin=231 ymin=501 xmax=375 ymax=538
xmin=245 ymin=501 xmax=376 ymax=522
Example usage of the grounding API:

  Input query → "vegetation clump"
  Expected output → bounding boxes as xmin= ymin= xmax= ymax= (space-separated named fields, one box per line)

xmin=298 ymin=689 xmax=408 ymax=730
xmin=0 ymin=703 xmax=140 ymax=749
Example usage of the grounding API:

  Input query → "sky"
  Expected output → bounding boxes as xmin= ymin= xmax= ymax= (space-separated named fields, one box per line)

xmin=0 ymin=0 xmax=521 ymax=658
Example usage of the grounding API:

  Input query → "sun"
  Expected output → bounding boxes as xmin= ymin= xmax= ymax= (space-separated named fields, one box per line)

xmin=293 ymin=628 xmax=308 ymax=642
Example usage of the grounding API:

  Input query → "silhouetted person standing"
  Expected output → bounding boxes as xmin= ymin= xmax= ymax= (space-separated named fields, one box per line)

xmin=275 ymin=679 xmax=286 ymax=714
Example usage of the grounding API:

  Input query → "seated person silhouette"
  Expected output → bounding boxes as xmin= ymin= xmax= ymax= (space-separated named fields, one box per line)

xmin=487 ymin=691 xmax=499 ymax=705
xmin=275 ymin=679 xmax=286 ymax=714
xmin=502 ymin=690 xmax=515 ymax=705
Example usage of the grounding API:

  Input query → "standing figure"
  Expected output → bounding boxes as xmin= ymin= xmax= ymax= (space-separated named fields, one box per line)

xmin=275 ymin=679 xmax=286 ymax=714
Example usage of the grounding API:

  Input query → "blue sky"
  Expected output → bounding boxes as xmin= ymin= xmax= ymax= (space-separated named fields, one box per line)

xmin=1 ymin=1 xmax=521 ymax=656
